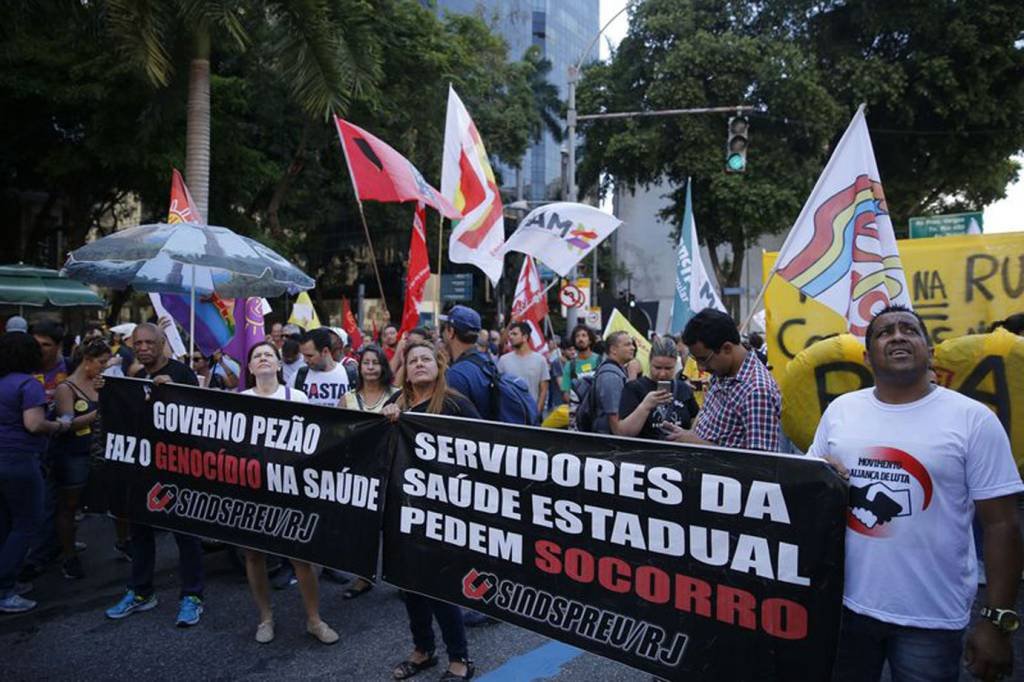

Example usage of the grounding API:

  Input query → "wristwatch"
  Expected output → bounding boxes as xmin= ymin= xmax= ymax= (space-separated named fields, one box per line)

xmin=979 ymin=607 xmax=1021 ymax=633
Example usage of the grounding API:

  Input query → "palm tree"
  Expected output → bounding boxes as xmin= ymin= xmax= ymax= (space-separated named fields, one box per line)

xmin=108 ymin=0 xmax=380 ymax=222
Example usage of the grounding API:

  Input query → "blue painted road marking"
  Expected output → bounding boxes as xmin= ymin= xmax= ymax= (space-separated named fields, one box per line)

xmin=478 ymin=641 xmax=583 ymax=681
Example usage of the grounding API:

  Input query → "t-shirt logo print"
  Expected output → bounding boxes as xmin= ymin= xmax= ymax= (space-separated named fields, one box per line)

xmin=846 ymin=446 xmax=934 ymax=537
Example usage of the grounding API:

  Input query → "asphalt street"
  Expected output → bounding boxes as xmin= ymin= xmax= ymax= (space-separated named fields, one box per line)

xmin=2 ymin=513 xmax=1021 ymax=681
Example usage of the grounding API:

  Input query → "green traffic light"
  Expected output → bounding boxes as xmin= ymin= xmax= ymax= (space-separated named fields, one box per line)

xmin=727 ymin=153 xmax=746 ymax=172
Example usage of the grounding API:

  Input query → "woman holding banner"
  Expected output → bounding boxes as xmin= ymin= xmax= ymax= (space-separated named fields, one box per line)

xmin=240 ymin=341 xmax=339 ymax=645
xmin=383 ymin=341 xmax=477 ymax=681
xmin=338 ymin=344 xmax=396 ymax=600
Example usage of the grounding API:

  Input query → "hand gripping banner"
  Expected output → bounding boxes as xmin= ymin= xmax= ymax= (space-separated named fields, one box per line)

xmin=383 ymin=414 xmax=847 ymax=681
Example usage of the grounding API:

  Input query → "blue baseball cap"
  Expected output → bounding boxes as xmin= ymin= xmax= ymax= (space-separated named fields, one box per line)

xmin=441 ymin=305 xmax=481 ymax=333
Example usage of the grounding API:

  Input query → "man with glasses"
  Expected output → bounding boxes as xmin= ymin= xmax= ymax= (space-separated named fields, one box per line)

xmin=662 ymin=309 xmax=781 ymax=452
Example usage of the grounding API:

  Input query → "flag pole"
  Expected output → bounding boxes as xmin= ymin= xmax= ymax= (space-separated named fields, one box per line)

xmin=740 ymin=103 xmax=868 ymax=334
xmin=356 ymin=201 xmax=389 ymax=317
xmin=739 ymin=267 xmax=776 ymax=334
xmin=436 ymin=213 xmax=444 ymax=319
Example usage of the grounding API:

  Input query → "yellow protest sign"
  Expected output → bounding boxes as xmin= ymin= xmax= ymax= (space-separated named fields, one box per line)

xmin=780 ymin=334 xmax=874 ymax=451
xmin=603 ymin=308 xmax=651 ymax=374
xmin=933 ymin=328 xmax=1024 ymax=468
xmin=764 ymin=232 xmax=1024 ymax=381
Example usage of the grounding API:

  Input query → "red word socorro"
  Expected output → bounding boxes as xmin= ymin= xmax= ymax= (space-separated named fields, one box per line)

xmin=534 ymin=541 xmax=808 ymax=641
xmin=154 ymin=442 xmax=262 ymax=489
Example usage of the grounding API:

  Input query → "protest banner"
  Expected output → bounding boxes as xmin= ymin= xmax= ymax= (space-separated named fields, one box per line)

xmin=383 ymin=414 xmax=847 ymax=681
xmin=95 ymin=378 xmax=390 ymax=578
xmin=764 ymin=231 xmax=1024 ymax=379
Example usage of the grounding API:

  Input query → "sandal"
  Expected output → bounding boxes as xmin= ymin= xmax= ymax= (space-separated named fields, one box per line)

xmin=393 ymin=650 xmax=437 ymax=680
xmin=439 ymin=658 xmax=475 ymax=681
xmin=342 ymin=580 xmax=374 ymax=600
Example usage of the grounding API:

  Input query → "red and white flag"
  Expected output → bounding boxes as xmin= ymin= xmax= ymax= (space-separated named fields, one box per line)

xmin=399 ymin=203 xmax=431 ymax=337
xmin=441 ymin=86 xmax=505 ymax=285
xmin=511 ymin=257 xmax=548 ymax=353
xmin=167 ymin=168 xmax=202 ymax=224
xmin=333 ymin=116 xmax=459 ymax=219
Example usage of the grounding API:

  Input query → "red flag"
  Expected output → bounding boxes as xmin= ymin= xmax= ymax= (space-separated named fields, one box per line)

xmin=399 ymin=203 xmax=430 ymax=337
xmin=341 ymin=298 xmax=363 ymax=351
xmin=333 ymin=116 xmax=461 ymax=219
xmin=168 ymin=168 xmax=202 ymax=224
xmin=511 ymin=257 xmax=549 ymax=353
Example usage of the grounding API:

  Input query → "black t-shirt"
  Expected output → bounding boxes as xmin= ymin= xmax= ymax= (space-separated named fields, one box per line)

xmin=134 ymin=358 xmax=199 ymax=386
xmin=618 ymin=377 xmax=699 ymax=440
xmin=384 ymin=390 xmax=481 ymax=419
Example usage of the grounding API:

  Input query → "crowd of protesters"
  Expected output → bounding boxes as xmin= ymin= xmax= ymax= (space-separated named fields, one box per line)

xmin=0 ymin=302 xmax=1021 ymax=682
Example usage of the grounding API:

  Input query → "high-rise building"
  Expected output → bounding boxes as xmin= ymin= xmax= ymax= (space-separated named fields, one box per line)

xmin=430 ymin=0 xmax=600 ymax=201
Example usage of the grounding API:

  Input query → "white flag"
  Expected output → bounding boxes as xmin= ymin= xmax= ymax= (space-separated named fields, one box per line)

xmin=670 ymin=179 xmax=725 ymax=334
xmin=774 ymin=105 xmax=911 ymax=337
xmin=499 ymin=202 xmax=622 ymax=277
xmin=441 ymin=86 xmax=505 ymax=285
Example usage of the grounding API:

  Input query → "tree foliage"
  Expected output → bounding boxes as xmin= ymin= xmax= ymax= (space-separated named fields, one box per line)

xmin=0 ymin=0 xmax=559 ymax=320
xmin=577 ymin=0 xmax=1024 ymax=303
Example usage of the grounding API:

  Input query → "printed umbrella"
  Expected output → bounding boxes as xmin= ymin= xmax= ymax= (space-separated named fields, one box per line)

xmin=0 ymin=263 xmax=105 ymax=313
xmin=62 ymin=222 xmax=314 ymax=356
xmin=62 ymin=222 xmax=313 ymax=298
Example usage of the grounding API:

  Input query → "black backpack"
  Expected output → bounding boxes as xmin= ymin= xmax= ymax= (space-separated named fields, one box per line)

xmin=453 ymin=353 xmax=540 ymax=426
xmin=570 ymin=360 xmax=621 ymax=432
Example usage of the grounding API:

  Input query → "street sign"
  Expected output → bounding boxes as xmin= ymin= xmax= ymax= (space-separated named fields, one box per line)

xmin=558 ymin=283 xmax=585 ymax=309
xmin=537 ymin=263 xmax=558 ymax=281
xmin=909 ymin=212 xmax=984 ymax=239
xmin=440 ymin=273 xmax=474 ymax=302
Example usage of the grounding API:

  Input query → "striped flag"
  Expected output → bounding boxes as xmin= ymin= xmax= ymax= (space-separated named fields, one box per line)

xmin=442 ymin=86 xmax=505 ymax=285
xmin=774 ymin=105 xmax=910 ymax=337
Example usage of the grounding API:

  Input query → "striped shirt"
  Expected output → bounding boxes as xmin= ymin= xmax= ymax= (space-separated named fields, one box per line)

xmin=695 ymin=352 xmax=781 ymax=452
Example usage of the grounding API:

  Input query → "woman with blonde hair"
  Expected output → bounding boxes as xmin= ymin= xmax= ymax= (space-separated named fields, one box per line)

xmin=383 ymin=341 xmax=477 ymax=680
xmin=241 ymin=341 xmax=338 ymax=645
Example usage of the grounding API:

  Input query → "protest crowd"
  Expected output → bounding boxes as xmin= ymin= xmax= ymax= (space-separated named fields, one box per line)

xmin=2 ymin=33 xmax=1023 ymax=682
xmin=2 ymin=293 xmax=1023 ymax=680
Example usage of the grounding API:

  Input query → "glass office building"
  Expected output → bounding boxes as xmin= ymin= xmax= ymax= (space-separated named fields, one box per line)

xmin=430 ymin=0 xmax=600 ymax=201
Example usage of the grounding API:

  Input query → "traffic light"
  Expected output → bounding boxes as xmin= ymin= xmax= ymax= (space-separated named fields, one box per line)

xmin=726 ymin=115 xmax=749 ymax=173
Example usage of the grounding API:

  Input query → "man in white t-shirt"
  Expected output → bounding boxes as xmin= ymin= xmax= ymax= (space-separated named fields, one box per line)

xmin=808 ymin=305 xmax=1022 ymax=681
xmin=296 ymin=328 xmax=349 ymax=407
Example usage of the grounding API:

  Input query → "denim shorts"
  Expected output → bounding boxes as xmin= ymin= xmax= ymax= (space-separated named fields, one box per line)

xmin=52 ymin=451 xmax=90 ymax=489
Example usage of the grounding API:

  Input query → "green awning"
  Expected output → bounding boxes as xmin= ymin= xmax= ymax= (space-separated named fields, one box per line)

xmin=0 ymin=264 xmax=106 ymax=307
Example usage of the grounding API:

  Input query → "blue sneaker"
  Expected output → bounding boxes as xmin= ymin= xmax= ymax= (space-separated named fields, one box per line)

xmin=106 ymin=590 xmax=158 ymax=619
xmin=176 ymin=596 xmax=203 ymax=627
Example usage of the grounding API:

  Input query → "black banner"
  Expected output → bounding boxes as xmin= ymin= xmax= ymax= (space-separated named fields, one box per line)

xmin=97 ymin=378 xmax=389 ymax=578
xmin=383 ymin=414 xmax=847 ymax=681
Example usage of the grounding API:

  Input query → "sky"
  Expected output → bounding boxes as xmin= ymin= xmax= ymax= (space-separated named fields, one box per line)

xmin=598 ymin=0 xmax=1021 ymax=234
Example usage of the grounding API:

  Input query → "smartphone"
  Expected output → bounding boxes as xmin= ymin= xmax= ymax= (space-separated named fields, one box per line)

xmin=656 ymin=380 xmax=672 ymax=393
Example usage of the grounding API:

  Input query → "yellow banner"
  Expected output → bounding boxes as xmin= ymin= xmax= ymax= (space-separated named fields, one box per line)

xmin=764 ymin=232 xmax=1024 ymax=380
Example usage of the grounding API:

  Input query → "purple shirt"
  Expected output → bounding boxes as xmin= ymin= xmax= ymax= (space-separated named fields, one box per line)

xmin=0 ymin=372 xmax=48 ymax=455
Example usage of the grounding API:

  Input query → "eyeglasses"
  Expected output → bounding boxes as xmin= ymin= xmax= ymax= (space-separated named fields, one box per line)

xmin=692 ymin=348 xmax=718 ymax=368
xmin=191 ymin=356 xmax=204 ymax=363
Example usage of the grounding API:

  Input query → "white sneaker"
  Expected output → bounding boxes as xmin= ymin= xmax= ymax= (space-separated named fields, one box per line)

xmin=0 ymin=594 xmax=37 ymax=613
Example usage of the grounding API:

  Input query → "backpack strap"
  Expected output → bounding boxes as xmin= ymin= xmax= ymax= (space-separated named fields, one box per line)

xmin=294 ymin=366 xmax=309 ymax=390
xmin=454 ymin=352 xmax=499 ymax=419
